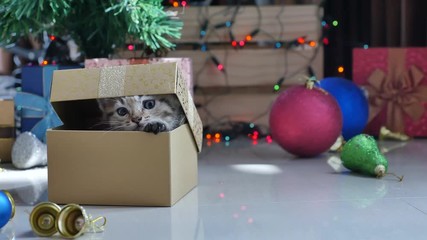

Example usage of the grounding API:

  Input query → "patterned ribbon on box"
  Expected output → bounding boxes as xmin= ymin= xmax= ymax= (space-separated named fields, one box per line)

xmin=98 ymin=66 xmax=126 ymax=97
xmin=364 ymin=49 xmax=427 ymax=133
xmin=14 ymin=92 xmax=63 ymax=142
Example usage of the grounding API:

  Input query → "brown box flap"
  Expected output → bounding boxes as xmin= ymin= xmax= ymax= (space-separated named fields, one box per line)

xmin=51 ymin=62 xmax=202 ymax=152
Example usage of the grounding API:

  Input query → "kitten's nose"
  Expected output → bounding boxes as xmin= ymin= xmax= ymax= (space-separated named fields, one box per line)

xmin=132 ymin=117 xmax=142 ymax=123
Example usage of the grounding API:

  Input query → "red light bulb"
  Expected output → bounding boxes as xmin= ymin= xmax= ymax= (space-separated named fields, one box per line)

xmin=323 ymin=37 xmax=329 ymax=45
xmin=217 ymin=64 xmax=224 ymax=71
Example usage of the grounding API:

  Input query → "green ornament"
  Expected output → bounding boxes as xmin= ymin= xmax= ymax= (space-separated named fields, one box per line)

xmin=340 ymin=134 xmax=388 ymax=177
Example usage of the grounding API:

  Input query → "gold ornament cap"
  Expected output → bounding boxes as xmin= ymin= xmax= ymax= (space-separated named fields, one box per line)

xmin=374 ymin=165 xmax=386 ymax=178
xmin=29 ymin=202 xmax=61 ymax=237
xmin=4 ymin=191 xmax=15 ymax=220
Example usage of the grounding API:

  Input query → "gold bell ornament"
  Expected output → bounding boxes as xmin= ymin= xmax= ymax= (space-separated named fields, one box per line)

xmin=30 ymin=202 xmax=106 ymax=238
xmin=379 ymin=126 xmax=410 ymax=141
xmin=56 ymin=203 xmax=106 ymax=238
xmin=29 ymin=202 xmax=61 ymax=237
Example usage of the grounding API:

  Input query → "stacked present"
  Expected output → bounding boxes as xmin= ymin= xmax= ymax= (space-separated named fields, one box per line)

xmin=0 ymin=99 xmax=14 ymax=162
xmin=353 ymin=48 xmax=427 ymax=137
xmin=17 ymin=65 xmax=80 ymax=142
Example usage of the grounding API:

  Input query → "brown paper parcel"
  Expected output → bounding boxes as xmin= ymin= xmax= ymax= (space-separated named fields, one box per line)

xmin=47 ymin=62 xmax=202 ymax=206
xmin=0 ymin=99 xmax=15 ymax=162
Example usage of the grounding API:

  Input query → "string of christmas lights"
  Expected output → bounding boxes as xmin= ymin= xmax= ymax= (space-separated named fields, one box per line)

xmin=194 ymin=3 xmax=327 ymax=145
xmin=121 ymin=2 xmax=343 ymax=146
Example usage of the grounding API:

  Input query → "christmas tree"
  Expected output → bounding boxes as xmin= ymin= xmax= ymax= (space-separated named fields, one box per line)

xmin=0 ymin=0 xmax=183 ymax=58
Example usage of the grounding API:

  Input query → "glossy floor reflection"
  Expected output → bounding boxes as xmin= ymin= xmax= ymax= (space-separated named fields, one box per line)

xmin=1 ymin=138 xmax=427 ymax=240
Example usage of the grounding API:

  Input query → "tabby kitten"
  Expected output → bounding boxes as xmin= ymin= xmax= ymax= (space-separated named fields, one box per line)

xmin=97 ymin=94 xmax=186 ymax=134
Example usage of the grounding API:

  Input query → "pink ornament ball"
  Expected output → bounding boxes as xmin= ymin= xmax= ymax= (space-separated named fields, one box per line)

xmin=269 ymin=85 xmax=343 ymax=157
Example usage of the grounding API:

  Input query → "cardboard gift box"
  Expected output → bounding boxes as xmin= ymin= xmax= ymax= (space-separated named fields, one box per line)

xmin=21 ymin=65 xmax=82 ymax=134
xmin=84 ymin=58 xmax=194 ymax=96
xmin=0 ymin=99 xmax=14 ymax=162
xmin=353 ymin=48 xmax=427 ymax=137
xmin=0 ymin=48 xmax=12 ymax=75
xmin=47 ymin=62 xmax=203 ymax=206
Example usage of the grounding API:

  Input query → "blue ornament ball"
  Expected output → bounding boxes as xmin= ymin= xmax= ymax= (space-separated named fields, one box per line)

xmin=0 ymin=191 xmax=14 ymax=229
xmin=318 ymin=77 xmax=369 ymax=140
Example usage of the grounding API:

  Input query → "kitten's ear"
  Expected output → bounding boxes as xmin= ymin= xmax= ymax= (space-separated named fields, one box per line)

xmin=97 ymin=98 xmax=116 ymax=112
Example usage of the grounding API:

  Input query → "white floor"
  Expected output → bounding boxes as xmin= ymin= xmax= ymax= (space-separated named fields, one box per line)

xmin=2 ymin=138 xmax=427 ymax=240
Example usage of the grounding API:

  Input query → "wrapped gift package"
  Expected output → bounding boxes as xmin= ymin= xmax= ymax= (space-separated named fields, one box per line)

xmin=353 ymin=48 xmax=427 ymax=137
xmin=0 ymin=99 xmax=14 ymax=162
xmin=85 ymin=58 xmax=194 ymax=96
xmin=21 ymin=65 xmax=82 ymax=134
xmin=47 ymin=62 xmax=202 ymax=206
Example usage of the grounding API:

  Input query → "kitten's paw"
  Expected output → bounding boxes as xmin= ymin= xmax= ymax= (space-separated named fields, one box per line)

xmin=143 ymin=122 xmax=167 ymax=134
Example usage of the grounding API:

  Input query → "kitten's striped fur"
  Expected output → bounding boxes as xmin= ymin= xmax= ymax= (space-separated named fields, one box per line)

xmin=97 ymin=94 xmax=186 ymax=134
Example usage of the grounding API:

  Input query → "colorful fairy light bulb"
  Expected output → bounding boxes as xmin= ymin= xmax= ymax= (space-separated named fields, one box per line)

xmin=323 ymin=37 xmax=329 ymax=45
xmin=297 ymin=37 xmax=305 ymax=44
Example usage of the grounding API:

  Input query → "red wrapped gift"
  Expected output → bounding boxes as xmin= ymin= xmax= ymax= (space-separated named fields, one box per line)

xmin=353 ymin=48 xmax=427 ymax=137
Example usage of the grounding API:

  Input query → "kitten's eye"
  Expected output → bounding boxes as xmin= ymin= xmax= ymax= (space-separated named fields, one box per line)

xmin=143 ymin=100 xmax=155 ymax=109
xmin=116 ymin=107 xmax=129 ymax=116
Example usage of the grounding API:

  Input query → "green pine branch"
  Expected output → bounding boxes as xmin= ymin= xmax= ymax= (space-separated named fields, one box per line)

xmin=0 ymin=0 xmax=183 ymax=58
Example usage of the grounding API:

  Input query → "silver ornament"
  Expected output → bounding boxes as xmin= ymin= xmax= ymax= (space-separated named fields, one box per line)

xmin=11 ymin=132 xmax=47 ymax=169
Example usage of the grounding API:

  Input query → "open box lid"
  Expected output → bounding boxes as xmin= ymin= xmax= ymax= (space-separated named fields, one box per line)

xmin=51 ymin=62 xmax=203 ymax=152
